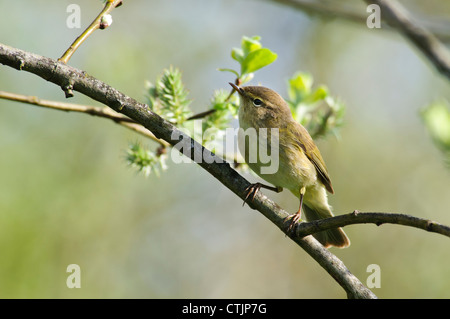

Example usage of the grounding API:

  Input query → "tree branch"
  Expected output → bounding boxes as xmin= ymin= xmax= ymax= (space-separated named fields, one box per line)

xmin=0 ymin=42 xmax=377 ymax=299
xmin=296 ymin=211 xmax=450 ymax=239
xmin=59 ymin=0 xmax=123 ymax=64
xmin=269 ymin=0 xmax=450 ymax=80
xmin=0 ymin=90 xmax=169 ymax=147
xmin=268 ymin=0 xmax=450 ymax=43
xmin=365 ymin=0 xmax=450 ymax=80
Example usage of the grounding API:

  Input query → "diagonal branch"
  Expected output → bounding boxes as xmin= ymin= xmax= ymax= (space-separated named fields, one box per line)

xmin=59 ymin=0 xmax=123 ymax=64
xmin=363 ymin=0 xmax=450 ymax=80
xmin=270 ymin=0 xmax=450 ymax=80
xmin=268 ymin=0 xmax=450 ymax=43
xmin=0 ymin=42 xmax=377 ymax=299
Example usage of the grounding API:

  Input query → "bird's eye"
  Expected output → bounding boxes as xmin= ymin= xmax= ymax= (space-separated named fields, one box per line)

xmin=253 ymin=98 xmax=263 ymax=107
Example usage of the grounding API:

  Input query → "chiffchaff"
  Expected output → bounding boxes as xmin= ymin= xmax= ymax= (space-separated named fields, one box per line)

xmin=229 ymin=83 xmax=350 ymax=248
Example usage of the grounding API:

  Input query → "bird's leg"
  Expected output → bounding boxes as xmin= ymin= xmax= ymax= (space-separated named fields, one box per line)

xmin=243 ymin=182 xmax=283 ymax=206
xmin=286 ymin=186 xmax=306 ymax=232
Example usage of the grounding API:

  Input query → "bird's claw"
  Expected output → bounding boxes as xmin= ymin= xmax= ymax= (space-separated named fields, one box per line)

xmin=242 ymin=183 xmax=263 ymax=206
xmin=284 ymin=213 xmax=302 ymax=235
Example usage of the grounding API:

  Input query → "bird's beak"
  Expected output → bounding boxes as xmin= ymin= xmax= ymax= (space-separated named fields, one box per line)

xmin=229 ymin=82 xmax=245 ymax=96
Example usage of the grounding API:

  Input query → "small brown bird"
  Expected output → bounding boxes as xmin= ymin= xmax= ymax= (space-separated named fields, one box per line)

xmin=230 ymin=83 xmax=350 ymax=248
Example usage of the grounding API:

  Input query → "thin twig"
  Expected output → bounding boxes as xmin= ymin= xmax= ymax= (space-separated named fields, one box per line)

xmin=186 ymin=109 xmax=216 ymax=121
xmin=0 ymin=90 xmax=169 ymax=147
xmin=186 ymin=82 xmax=239 ymax=121
xmin=58 ymin=0 xmax=122 ymax=64
xmin=295 ymin=211 xmax=450 ymax=239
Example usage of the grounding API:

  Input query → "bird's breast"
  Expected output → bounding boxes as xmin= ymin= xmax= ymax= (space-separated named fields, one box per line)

xmin=237 ymin=118 xmax=317 ymax=191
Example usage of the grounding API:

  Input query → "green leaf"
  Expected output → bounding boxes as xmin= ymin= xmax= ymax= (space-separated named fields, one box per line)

xmin=145 ymin=67 xmax=192 ymax=125
xmin=241 ymin=35 xmax=262 ymax=56
xmin=286 ymin=71 xmax=346 ymax=140
xmin=125 ymin=142 xmax=168 ymax=177
xmin=239 ymin=73 xmax=254 ymax=85
xmin=231 ymin=48 xmax=244 ymax=63
xmin=288 ymin=72 xmax=313 ymax=103
xmin=241 ymin=48 xmax=277 ymax=75
xmin=303 ymin=85 xmax=329 ymax=104
xmin=217 ymin=68 xmax=240 ymax=78
xmin=421 ymin=100 xmax=450 ymax=150
xmin=226 ymin=36 xmax=277 ymax=80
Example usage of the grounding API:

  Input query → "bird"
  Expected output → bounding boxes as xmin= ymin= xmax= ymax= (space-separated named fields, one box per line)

xmin=230 ymin=82 xmax=350 ymax=248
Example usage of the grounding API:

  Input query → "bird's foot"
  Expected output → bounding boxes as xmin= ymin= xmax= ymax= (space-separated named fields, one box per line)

xmin=285 ymin=211 xmax=302 ymax=234
xmin=242 ymin=183 xmax=282 ymax=206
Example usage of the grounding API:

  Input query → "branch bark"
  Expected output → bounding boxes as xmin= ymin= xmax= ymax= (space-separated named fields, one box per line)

xmin=364 ymin=0 xmax=450 ymax=80
xmin=269 ymin=0 xmax=450 ymax=80
xmin=0 ymin=42 xmax=377 ymax=299
xmin=295 ymin=211 xmax=450 ymax=239
xmin=268 ymin=0 xmax=450 ymax=43
xmin=0 ymin=90 xmax=169 ymax=146
xmin=59 ymin=0 xmax=123 ymax=64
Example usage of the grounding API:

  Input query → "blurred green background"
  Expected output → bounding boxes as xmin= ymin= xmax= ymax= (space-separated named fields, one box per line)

xmin=1 ymin=0 xmax=449 ymax=298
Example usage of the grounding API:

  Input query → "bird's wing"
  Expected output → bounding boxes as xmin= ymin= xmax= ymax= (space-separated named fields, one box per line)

xmin=289 ymin=123 xmax=334 ymax=194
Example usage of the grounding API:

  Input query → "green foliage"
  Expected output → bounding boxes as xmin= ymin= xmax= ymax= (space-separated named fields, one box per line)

xmin=129 ymin=66 xmax=194 ymax=177
xmin=202 ymin=89 xmax=238 ymax=142
xmin=127 ymin=36 xmax=345 ymax=176
xmin=286 ymin=72 xmax=345 ymax=139
xmin=421 ymin=100 xmax=450 ymax=164
xmin=145 ymin=67 xmax=192 ymax=125
xmin=221 ymin=35 xmax=277 ymax=85
xmin=125 ymin=142 xmax=167 ymax=177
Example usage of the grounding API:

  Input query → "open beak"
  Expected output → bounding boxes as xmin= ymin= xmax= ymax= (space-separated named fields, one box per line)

xmin=229 ymin=82 xmax=245 ymax=96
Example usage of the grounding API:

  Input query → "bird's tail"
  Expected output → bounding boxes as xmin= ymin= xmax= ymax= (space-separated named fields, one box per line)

xmin=303 ymin=204 xmax=350 ymax=248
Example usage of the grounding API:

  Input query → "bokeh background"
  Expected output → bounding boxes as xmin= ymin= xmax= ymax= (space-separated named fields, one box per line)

xmin=1 ymin=0 xmax=449 ymax=298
